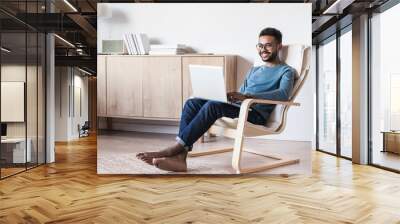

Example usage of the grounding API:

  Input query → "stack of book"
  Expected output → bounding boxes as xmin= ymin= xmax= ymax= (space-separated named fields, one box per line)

xmin=148 ymin=44 xmax=187 ymax=55
xmin=123 ymin=33 xmax=150 ymax=55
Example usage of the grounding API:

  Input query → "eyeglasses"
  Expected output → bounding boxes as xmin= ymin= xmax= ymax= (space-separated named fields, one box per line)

xmin=256 ymin=43 xmax=273 ymax=50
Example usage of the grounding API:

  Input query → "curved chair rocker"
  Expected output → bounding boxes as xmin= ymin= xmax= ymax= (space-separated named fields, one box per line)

xmin=188 ymin=44 xmax=311 ymax=174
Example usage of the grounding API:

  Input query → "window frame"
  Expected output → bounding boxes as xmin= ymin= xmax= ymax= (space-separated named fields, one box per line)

xmin=315 ymin=24 xmax=353 ymax=161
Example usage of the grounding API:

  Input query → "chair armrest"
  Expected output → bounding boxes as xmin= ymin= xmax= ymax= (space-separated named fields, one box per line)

xmin=240 ymin=99 xmax=300 ymax=114
xmin=235 ymin=99 xmax=300 ymax=129
xmin=241 ymin=98 xmax=300 ymax=108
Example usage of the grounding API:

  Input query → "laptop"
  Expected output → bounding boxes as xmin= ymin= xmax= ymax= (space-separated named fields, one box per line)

xmin=189 ymin=64 xmax=241 ymax=107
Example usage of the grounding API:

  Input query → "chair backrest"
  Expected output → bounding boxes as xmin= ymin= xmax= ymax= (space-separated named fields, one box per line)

xmin=264 ymin=44 xmax=311 ymax=132
xmin=82 ymin=121 xmax=90 ymax=130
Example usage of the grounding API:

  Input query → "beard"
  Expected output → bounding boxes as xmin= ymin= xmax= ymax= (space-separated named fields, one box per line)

xmin=259 ymin=50 xmax=278 ymax=62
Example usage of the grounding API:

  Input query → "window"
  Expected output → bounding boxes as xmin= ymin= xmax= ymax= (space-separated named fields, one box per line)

xmin=316 ymin=26 xmax=353 ymax=159
xmin=370 ymin=2 xmax=400 ymax=171
xmin=339 ymin=29 xmax=352 ymax=158
xmin=317 ymin=37 xmax=337 ymax=155
xmin=0 ymin=1 xmax=47 ymax=179
xmin=390 ymin=74 xmax=400 ymax=130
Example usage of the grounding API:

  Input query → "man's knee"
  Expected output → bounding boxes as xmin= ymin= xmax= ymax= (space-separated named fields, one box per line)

xmin=185 ymin=97 xmax=201 ymax=104
xmin=203 ymin=101 xmax=224 ymax=113
xmin=183 ymin=98 xmax=204 ymax=111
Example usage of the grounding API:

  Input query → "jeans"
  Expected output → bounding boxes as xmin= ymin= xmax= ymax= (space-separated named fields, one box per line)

xmin=177 ymin=98 xmax=266 ymax=151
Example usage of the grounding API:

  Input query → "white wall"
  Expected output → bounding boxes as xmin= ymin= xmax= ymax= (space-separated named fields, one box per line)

xmin=55 ymin=67 xmax=69 ymax=141
xmin=72 ymin=74 xmax=89 ymax=138
xmin=98 ymin=3 xmax=314 ymax=141
xmin=74 ymin=74 xmax=89 ymax=124
xmin=55 ymin=67 xmax=89 ymax=141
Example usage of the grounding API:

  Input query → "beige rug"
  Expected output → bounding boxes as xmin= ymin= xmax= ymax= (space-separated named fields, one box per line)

xmin=97 ymin=131 xmax=312 ymax=175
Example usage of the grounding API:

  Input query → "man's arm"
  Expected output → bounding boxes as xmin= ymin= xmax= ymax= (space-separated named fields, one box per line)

xmin=244 ymin=68 xmax=295 ymax=101
xmin=238 ymin=67 xmax=254 ymax=93
xmin=227 ymin=91 xmax=251 ymax=102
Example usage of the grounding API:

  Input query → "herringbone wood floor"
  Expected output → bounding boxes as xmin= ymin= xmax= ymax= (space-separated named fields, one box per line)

xmin=1 ymin=135 xmax=400 ymax=224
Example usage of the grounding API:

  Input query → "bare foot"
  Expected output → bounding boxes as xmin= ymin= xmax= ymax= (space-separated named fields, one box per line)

xmin=136 ymin=143 xmax=185 ymax=165
xmin=152 ymin=150 xmax=188 ymax=172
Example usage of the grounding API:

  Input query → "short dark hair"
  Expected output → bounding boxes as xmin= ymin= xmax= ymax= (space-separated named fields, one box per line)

xmin=259 ymin=27 xmax=282 ymax=44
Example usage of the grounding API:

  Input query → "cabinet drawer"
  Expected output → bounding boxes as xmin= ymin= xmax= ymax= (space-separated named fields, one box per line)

xmin=142 ymin=57 xmax=182 ymax=119
xmin=107 ymin=56 xmax=143 ymax=117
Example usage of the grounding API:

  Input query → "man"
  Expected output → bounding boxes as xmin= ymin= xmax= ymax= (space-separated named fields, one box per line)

xmin=136 ymin=27 xmax=295 ymax=172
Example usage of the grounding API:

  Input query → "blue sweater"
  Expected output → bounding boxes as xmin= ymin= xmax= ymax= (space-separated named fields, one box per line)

xmin=239 ymin=64 xmax=295 ymax=121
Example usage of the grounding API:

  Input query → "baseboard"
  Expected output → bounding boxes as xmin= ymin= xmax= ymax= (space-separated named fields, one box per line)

xmin=98 ymin=117 xmax=179 ymax=134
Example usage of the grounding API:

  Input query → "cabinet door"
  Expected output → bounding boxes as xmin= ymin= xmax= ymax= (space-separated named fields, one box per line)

xmin=107 ymin=56 xmax=143 ymax=117
xmin=142 ymin=57 xmax=182 ymax=119
xmin=182 ymin=57 xmax=224 ymax=103
xmin=97 ymin=55 xmax=107 ymax=116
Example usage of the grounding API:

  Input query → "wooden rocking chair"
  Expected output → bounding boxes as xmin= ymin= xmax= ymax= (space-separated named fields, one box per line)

xmin=189 ymin=44 xmax=311 ymax=174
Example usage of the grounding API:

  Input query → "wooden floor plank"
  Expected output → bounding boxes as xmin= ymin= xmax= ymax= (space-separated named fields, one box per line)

xmin=0 ymin=134 xmax=399 ymax=223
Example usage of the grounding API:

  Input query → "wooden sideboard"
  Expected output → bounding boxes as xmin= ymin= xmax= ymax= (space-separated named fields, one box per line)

xmin=382 ymin=131 xmax=400 ymax=154
xmin=97 ymin=54 xmax=236 ymax=121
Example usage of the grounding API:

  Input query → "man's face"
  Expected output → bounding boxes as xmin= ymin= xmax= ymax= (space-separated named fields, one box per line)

xmin=257 ymin=35 xmax=281 ymax=62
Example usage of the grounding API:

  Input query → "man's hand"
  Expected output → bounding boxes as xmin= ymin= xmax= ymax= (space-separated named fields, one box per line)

xmin=227 ymin=92 xmax=253 ymax=102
